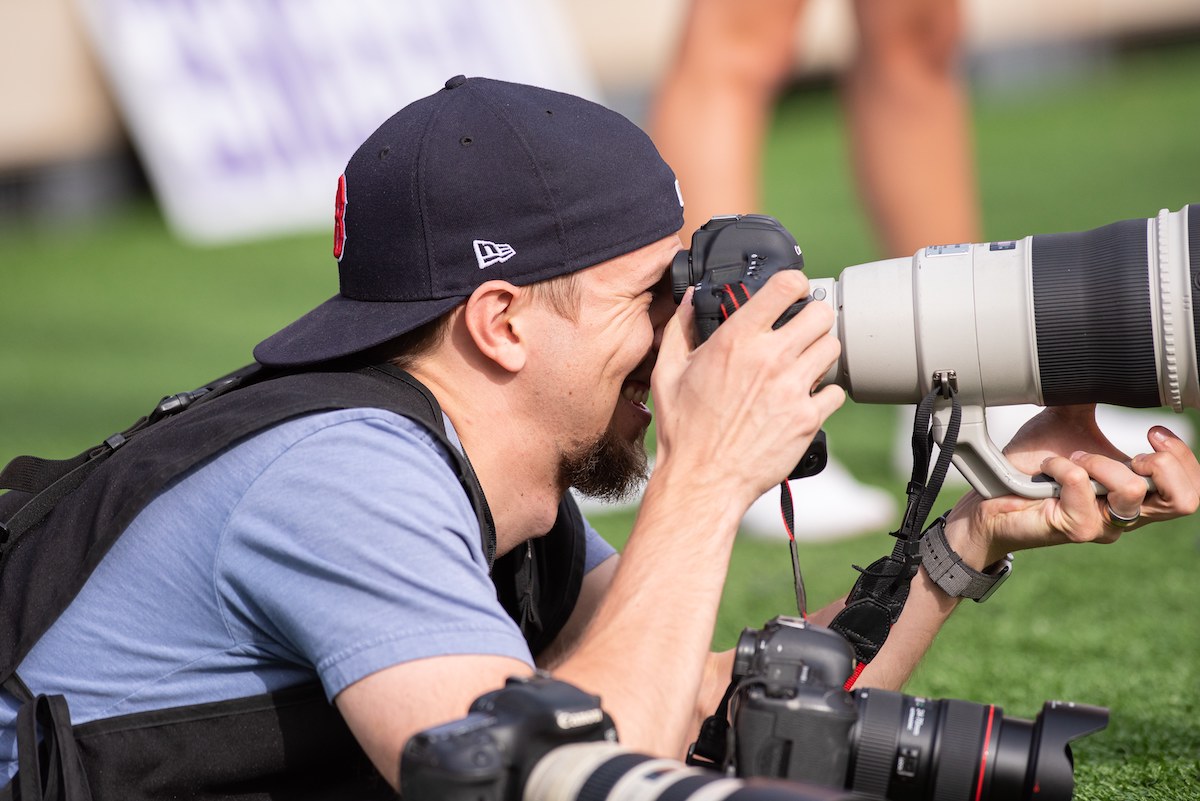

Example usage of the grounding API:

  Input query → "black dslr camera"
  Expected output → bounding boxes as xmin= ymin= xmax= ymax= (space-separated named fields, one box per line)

xmin=717 ymin=616 xmax=1109 ymax=800
xmin=671 ymin=214 xmax=810 ymax=341
xmin=671 ymin=214 xmax=827 ymax=480
xmin=400 ymin=674 xmax=616 ymax=801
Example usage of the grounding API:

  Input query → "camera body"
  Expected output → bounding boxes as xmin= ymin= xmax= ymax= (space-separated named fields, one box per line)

xmin=672 ymin=214 xmax=827 ymax=480
xmin=731 ymin=617 xmax=860 ymax=787
xmin=671 ymin=214 xmax=810 ymax=342
xmin=400 ymin=674 xmax=616 ymax=801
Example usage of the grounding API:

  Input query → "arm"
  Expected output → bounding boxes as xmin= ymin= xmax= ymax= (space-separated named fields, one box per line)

xmin=336 ymin=654 xmax=534 ymax=786
xmin=217 ymin=413 xmax=545 ymax=793
xmin=337 ymin=555 xmax=621 ymax=789
xmin=529 ymin=404 xmax=1198 ymax=755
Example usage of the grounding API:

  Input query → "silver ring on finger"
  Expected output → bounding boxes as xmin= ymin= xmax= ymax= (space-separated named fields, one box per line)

xmin=1101 ymin=503 xmax=1141 ymax=529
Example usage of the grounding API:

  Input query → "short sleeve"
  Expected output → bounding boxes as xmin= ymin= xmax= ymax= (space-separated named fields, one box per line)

xmin=214 ymin=412 xmax=533 ymax=700
xmin=582 ymin=517 xmax=617 ymax=573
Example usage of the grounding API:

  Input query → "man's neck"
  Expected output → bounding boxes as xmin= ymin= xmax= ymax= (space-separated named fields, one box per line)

xmin=406 ymin=363 xmax=562 ymax=556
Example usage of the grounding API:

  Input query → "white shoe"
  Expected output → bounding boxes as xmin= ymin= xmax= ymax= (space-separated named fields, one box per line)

xmin=1094 ymin=405 xmax=1195 ymax=454
xmin=739 ymin=457 xmax=897 ymax=542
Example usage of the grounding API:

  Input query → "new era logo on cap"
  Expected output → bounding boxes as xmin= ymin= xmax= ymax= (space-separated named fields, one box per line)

xmin=474 ymin=239 xmax=516 ymax=269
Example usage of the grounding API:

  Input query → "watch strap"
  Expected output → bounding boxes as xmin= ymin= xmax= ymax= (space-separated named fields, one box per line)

xmin=919 ymin=517 xmax=1012 ymax=602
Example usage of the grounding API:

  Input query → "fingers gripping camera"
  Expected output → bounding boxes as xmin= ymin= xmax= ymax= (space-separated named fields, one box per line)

xmin=671 ymin=214 xmax=829 ymax=481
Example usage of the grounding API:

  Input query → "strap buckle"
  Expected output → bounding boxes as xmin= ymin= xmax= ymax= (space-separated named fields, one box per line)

xmin=149 ymin=388 xmax=210 ymax=423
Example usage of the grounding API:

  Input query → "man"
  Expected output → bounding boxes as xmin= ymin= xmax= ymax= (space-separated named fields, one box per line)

xmin=1 ymin=76 xmax=1196 ymax=799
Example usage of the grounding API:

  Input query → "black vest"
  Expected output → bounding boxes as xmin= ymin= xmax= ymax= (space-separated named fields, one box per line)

xmin=0 ymin=364 xmax=587 ymax=800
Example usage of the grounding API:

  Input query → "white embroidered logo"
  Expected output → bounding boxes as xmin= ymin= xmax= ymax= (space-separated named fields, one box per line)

xmin=473 ymin=239 xmax=516 ymax=269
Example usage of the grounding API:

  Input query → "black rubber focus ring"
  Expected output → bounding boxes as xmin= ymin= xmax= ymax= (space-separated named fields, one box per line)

xmin=1032 ymin=217 xmax=1159 ymax=407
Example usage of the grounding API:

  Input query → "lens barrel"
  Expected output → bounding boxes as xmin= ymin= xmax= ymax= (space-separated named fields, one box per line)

xmin=849 ymin=689 xmax=1109 ymax=801
xmin=523 ymin=743 xmax=868 ymax=801
xmin=813 ymin=204 xmax=1200 ymax=412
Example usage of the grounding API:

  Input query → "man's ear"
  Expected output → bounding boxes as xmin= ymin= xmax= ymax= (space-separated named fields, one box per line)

xmin=461 ymin=280 xmax=529 ymax=373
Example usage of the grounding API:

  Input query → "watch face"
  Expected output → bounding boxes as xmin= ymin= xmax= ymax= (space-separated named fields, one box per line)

xmin=974 ymin=558 xmax=1013 ymax=603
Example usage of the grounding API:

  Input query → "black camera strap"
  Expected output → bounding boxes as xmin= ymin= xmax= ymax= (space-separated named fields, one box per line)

xmin=828 ymin=374 xmax=962 ymax=686
xmin=718 ymin=282 xmax=752 ymax=320
xmin=686 ymin=679 xmax=738 ymax=772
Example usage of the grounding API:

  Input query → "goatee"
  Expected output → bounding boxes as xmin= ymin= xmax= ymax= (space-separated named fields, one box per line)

xmin=559 ymin=423 xmax=649 ymax=503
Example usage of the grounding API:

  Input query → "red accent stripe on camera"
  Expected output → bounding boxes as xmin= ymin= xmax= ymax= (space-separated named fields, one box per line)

xmin=974 ymin=704 xmax=997 ymax=801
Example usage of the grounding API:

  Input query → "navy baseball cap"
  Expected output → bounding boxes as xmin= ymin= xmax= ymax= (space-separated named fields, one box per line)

xmin=254 ymin=75 xmax=685 ymax=368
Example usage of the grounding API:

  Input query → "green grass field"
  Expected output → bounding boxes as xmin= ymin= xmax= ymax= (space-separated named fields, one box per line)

xmin=2 ymin=40 xmax=1199 ymax=800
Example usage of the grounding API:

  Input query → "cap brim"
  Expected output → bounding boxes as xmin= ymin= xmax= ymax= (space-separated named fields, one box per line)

xmin=253 ymin=293 xmax=464 ymax=368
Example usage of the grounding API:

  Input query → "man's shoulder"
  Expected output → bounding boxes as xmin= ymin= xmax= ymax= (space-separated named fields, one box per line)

xmin=252 ymin=406 xmax=447 ymax=447
xmin=231 ymin=407 xmax=457 ymax=471
xmin=169 ymin=406 xmax=470 ymax=531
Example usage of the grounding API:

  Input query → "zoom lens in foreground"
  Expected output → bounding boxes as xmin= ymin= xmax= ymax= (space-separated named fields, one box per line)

xmin=850 ymin=689 xmax=1109 ymax=801
xmin=524 ymin=742 xmax=869 ymax=801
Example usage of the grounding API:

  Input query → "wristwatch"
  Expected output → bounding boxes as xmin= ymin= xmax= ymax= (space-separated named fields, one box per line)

xmin=919 ymin=516 xmax=1013 ymax=602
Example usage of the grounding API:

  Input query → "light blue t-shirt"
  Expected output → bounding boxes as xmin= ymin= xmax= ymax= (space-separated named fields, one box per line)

xmin=0 ymin=408 xmax=615 ymax=780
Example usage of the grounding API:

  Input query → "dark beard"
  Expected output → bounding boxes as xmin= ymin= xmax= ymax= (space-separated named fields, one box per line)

xmin=559 ymin=423 xmax=649 ymax=503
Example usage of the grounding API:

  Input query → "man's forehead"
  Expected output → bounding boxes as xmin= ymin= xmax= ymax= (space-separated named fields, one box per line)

xmin=586 ymin=235 xmax=682 ymax=285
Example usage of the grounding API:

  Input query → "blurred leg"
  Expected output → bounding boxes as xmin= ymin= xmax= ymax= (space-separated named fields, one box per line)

xmin=650 ymin=0 xmax=808 ymax=238
xmin=842 ymin=0 xmax=980 ymax=256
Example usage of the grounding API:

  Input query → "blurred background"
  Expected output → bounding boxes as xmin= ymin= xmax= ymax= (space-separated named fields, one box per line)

xmin=1 ymin=1 xmax=1198 ymax=798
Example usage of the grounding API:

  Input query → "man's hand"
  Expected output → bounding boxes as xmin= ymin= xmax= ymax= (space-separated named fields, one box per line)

xmin=949 ymin=404 xmax=1200 ymax=568
xmin=840 ymin=404 xmax=1199 ymax=691
xmin=651 ymin=271 xmax=845 ymax=513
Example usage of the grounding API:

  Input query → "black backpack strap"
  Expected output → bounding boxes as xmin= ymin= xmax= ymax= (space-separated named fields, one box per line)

xmin=492 ymin=493 xmax=587 ymax=656
xmin=363 ymin=365 xmax=497 ymax=569
xmin=828 ymin=380 xmax=962 ymax=681
xmin=3 ymin=674 xmax=34 ymax=705
xmin=0 ymin=363 xmax=263 ymax=496
xmin=367 ymin=364 xmax=586 ymax=653
xmin=13 ymin=695 xmax=92 ymax=801
xmin=0 ymin=364 xmax=265 ymax=552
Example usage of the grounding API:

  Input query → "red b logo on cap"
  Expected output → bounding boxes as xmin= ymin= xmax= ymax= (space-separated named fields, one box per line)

xmin=333 ymin=174 xmax=348 ymax=261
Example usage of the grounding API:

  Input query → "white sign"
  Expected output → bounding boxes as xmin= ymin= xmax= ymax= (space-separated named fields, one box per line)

xmin=76 ymin=0 xmax=599 ymax=243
